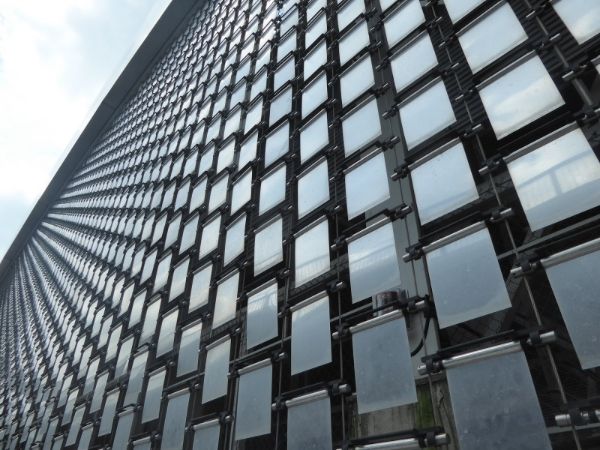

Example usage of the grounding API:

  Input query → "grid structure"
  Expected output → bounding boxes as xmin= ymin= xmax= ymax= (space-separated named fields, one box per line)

xmin=1 ymin=0 xmax=600 ymax=449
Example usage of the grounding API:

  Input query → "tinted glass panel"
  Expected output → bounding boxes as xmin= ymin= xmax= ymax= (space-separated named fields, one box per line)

xmin=302 ymin=73 xmax=327 ymax=118
xmin=342 ymin=98 xmax=381 ymax=156
xmin=192 ymin=422 xmax=220 ymax=450
xmin=345 ymin=152 xmax=390 ymax=219
xmin=339 ymin=21 xmax=369 ymax=66
xmin=291 ymin=294 xmax=331 ymax=374
xmin=287 ymin=394 xmax=332 ymax=450
xmin=265 ymin=122 xmax=289 ymax=167
xmin=383 ymin=0 xmax=425 ymax=48
xmin=190 ymin=264 xmax=212 ymax=312
xmin=142 ymin=369 xmax=165 ymax=423
xmin=254 ymin=217 xmax=283 ymax=275
xmin=390 ymin=32 xmax=437 ymax=92
xmin=235 ymin=362 xmax=272 ymax=440
xmin=156 ymin=309 xmax=179 ymax=356
xmin=298 ymin=159 xmax=329 ymax=218
xmin=177 ymin=321 xmax=202 ymax=376
xmin=552 ymin=0 xmax=600 ymax=44
xmin=294 ymin=218 xmax=330 ymax=287
xmin=169 ymin=257 xmax=190 ymax=301
xmin=340 ymin=55 xmax=374 ymax=106
xmin=202 ymin=338 xmax=231 ymax=402
xmin=161 ymin=391 xmax=190 ymax=450
xmin=300 ymin=111 xmax=329 ymax=162
xmin=247 ymin=282 xmax=279 ymax=349
xmin=231 ymin=171 xmax=252 ymax=214
xmin=213 ymin=272 xmax=239 ymax=328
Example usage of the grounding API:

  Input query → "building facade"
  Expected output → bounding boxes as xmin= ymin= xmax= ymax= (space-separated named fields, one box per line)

xmin=1 ymin=0 xmax=600 ymax=449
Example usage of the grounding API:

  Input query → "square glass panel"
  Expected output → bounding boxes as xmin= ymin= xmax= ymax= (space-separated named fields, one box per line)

xmin=269 ymin=86 xmax=292 ymax=124
xmin=444 ymin=0 xmax=485 ymax=23
xmin=235 ymin=361 xmax=272 ymax=440
xmin=348 ymin=221 xmax=401 ymax=302
xmin=192 ymin=421 xmax=220 ymax=450
xmin=216 ymin=140 xmax=236 ymax=173
xmin=161 ymin=391 xmax=190 ymax=450
xmin=274 ymin=57 xmax=295 ymax=91
xmin=479 ymin=55 xmax=564 ymax=140
xmin=506 ymin=126 xmax=600 ymax=231
xmin=224 ymin=215 xmax=246 ymax=265
xmin=190 ymin=179 xmax=207 ymax=211
xmin=164 ymin=214 xmax=181 ymax=249
xmin=305 ymin=13 xmax=327 ymax=48
xmin=247 ymin=281 xmax=279 ymax=349
xmin=202 ymin=337 xmax=231 ymax=403
xmin=65 ymin=405 xmax=85 ymax=445
xmin=112 ymin=409 xmax=134 ymax=450
xmin=175 ymin=180 xmax=191 ymax=210
xmin=294 ymin=218 xmax=330 ymax=287
xmin=384 ymin=0 xmax=425 ymax=48
xmin=299 ymin=71 xmax=327 ymax=119
xmin=345 ymin=151 xmax=390 ymax=219
xmin=339 ymin=21 xmax=369 ymax=66
xmin=199 ymin=146 xmax=215 ymax=176
xmin=124 ymin=350 xmax=148 ymax=405
xmin=142 ymin=369 xmax=165 ymax=423
xmin=91 ymin=372 xmax=109 ymax=412
xmin=114 ymin=336 xmax=134 ymax=378
xmin=461 ymin=9 xmax=526 ymax=74
xmin=544 ymin=243 xmax=600 ymax=369
xmin=245 ymin=98 xmax=263 ymax=133
xmin=224 ymin=108 xmax=242 ymax=138
xmin=340 ymin=55 xmax=374 ymax=106
xmin=129 ymin=290 xmax=145 ymax=328
xmin=106 ymin=325 xmax=122 ymax=362
xmin=199 ymin=214 xmax=221 ymax=258
xmin=259 ymin=165 xmax=286 ymax=214
xmin=277 ymin=31 xmax=296 ymax=62
xmin=425 ymin=225 xmax=511 ymax=328
xmin=140 ymin=297 xmax=160 ymax=344
xmin=552 ymin=0 xmax=600 ymax=44
xmin=352 ymin=313 xmax=416 ymax=413
xmin=190 ymin=264 xmax=212 ymax=312
xmin=338 ymin=0 xmax=364 ymax=31
xmin=399 ymin=79 xmax=456 ymax=150
xmin=239 ymin=131 xmax=258 ymax=168
xmin=291 ymin=293 xmax=332 ymax=374
xmin=342 ymin=97 xmax=381 ymax=156
xmin=298 ymin=159 xmax=329 ymax=218
xmin=231 ymin=171 xmax=252 ymax=214
xmin=390 ymin=32 xmax=437 ymax=92
xmin=156 ymin=308 xmax=179 ymax=357
xmin=213 ymin=272 xmax=239 ymax=328
xmin=154 ymin=252 xmax=172 ymax=294
xmin=254 ymin=217 xmax=283 ymax=275
xmin=304 ymin=40 xmax=327 ymax=79
xmin=180 ymin=214 xmax=200 ymax=252
xmin=447 ymin=349 xmax=551 ymax=450
xmin=287 ymin=393 xmax=332 ymax=450
xmin=98 ymin=389 xmax=119 ymax=435
xmin=265 ymin=121 xmax=289 ymax=167
xmin=170 ymin=257 xmax=190 ymax=301
xmin=140 ymin=249 xmax=157 ymax=284
xmin=208 ymin=174 xmax=229 ymax=213
xmin=411 ymin=140 xmax=479 ymax=223
xmin=177 ymin=321 xmax=203 ymax=376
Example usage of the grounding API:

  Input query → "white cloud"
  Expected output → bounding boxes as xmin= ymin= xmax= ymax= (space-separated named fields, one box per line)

xmin=0 ymin=0 xmax=171 ymax=259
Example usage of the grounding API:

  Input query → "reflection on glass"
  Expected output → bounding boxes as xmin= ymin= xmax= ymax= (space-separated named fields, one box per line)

xmin=287 ymin=393 xmax=332 ymax=450
xmin=411 ymin=140 xmax=478 ymax=223
xmin=217 ymin=140 xmax=236 ymax=173
xmin=265 ymin=122 xmax=289 ymax=167
xmin=479 ymin=55 xmax=564 ymax=140
xmin=98 ymin=389 xmax=119 ymax=435
xmin=208 ymin=174 xmax=229 ymax=213
xmin=274 ymin=57 xmax=295 ymax=91
xmin=154 ymin=252 xmax=172 ymax=294
xmin=339 ymin=21 xmax=370 ymax=66
xmin=169 ymin=257 xmax=190 ymax=301
xmin=270 ymin=86 xmax=292 ymax=124
xmin=302 ymin=73 xmax=327 ymax=118
xmin=399 ymin=79 xmax=455 ymax=150
xmin=345 ymin=151 xmax=390 ymax=219
xmin=202 ymin=337 xmax=231 ymax=403
xmin=300 ymin=111 xmax=329 ymax=162
xmin=458 ymin=3 xmax=526 ymax=73
xmin=295 ymin=218 xmax=330 ymax=287
xmin=304 ymin=40 xmax=327 ymax=79
xmin=245 ymin=98 xmax=263 ymax=133
xmin=213 ymin=272 xmax=239 ymax=328
xmin=254 ymin=217 xmax=283 ymax=275
xmin=140 ymin=298 xmax=160 ymax=344
xmin=506 ymin=126 xmax=600 ymax=230
xmin=161 ymin=391 xmax=190 ymax=450
xmin=306 ymin=13 xmax=327 ymax=48
xmin=552 ymin=0 xmax=600 ymax=44
xmin=298 ymin=159 xmax=329 ymax=218
xmin=352 ymin=313 xmax=416 ymax=413
xmin=199 ymin=214 xmax=221 ymax=258
xmin=189 ymin=179 xmax=207 ymax=211
xmin=447 ymin=349 xmax=551 ymax=450
xmin=156 ymin=309 xmax=179 ymax=356
xmin=291 ymin=294 xmax=331 ymax=374
xmin=390 ymin=32 xmax=437 ymax=92
xmin=340 ymin=55 xmax=374 ymax=106
xmin=384 ymin=0 xmax=425 ymax=48
xmin=425 ymin=225 xmax=510 ymax=328
xmin=142 ymin=369 xmax=165 ymax=423
xmin=338 ymin=0 xmax=364 ymax=31
xmin=190 ymin=264 xmax=212 ymax=312
xmin=224 ymin=215 xmax=246 ymax=265
xmin=231 ymin=171 xmax=252 ymax=214
xmin=348 ymin=221 xmax=401 ymax=302
xmin=192 ymin=421 xmax=220 ymax=450
xmin=177 ymin=321 xmax=202 ymax=376
xmin=239 ymin=131 xmax=258 ymax=168
xmin=247 ymin=282 xmax=278 ymax=349
xmin=124 ymin=350 xmax=148 ymax=405
xmin=259 ymin=165 xmax=286 ymax=214
xmin=235 ymin=361 xmax=272 ymax=440
xmin=342 ymin=97 xmax=381 ymax=156
xmin=112 ymin=409 xmax=134 ymax=450
xmin=444 ymin=0 xmax=485 ymax=23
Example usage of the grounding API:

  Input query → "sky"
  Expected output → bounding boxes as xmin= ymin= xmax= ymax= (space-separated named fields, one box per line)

xmin=0 ymin=0 xmax=172 ymax=261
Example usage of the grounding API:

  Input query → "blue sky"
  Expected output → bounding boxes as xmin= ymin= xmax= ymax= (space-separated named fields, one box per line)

xmin=0 ymin=0 xmax=172 ymax=260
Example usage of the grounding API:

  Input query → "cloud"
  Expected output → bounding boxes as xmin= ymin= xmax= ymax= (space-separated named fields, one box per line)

xmin=0 ymin=0 xmax=171 ymax=260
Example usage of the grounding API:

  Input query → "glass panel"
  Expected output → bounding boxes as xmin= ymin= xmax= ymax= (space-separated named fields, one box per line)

xmin=199 ymin=146 xmax=215 ymax=176
xmin=78 ymin=425 xmax=93 ymax=450
xmin=231 ymin=171 xmax=252 ymax=214
xmin=202 ymin=338 xmax=231 ymax=403
xmin=235 ymin=362 xmax=272 ymax=440
xmin=247 ymin=282 xmax=278 ymax=349
xmin=245 ymin=98 xmax=263 ymax=133
xmin=140 ymin=249 xmax=157 ymax=284
xmin=142 ymin=369 xmax=165 ymax=423
xmin=552 ymin=0 xmax=600 ymax=44
xmin=425 ymin=225 xmax=511 ymax=328
xmin=65 ymin=405 xmax=84 ymax=445
xmin=177 ymin=321 xmax=203 ymax=376
xmin=352 ymin=314 xmax=416 ymax=413
xmin=269 ymin=86 xmax=292 ymax=124
xmin=254 ymin=217 xmax=283 ymax=275
xmin=154 ymin=252 xmax=172 ymax=294
xmin=216 ymin=140 xmax=236 ymax=173
xmin=348 ymin=221 xmax=401 ymax=302
xmin=399 ymin=79 xmax=456 ymax=150
xmin=133 ymin=439 xmax=152 ymax=450
xmin=170 ymin=258 xmax=190 ymax=301
xmin=124 ymin=350 xmax=148 ymax=405
xmin=345 ymin=152 xmax=390 ymax=219
xmin=506 ymin=126 xmax=600 ymax=230
xmin=298 ymin=159 xmax=329 ymax=218
xmin=213 ymin=272 xmax=239 ymax=328
xmin=383 ymin=0 xmax=425 ymax=48
xmin=458 ymin=3 xmax=526 ymax=73
xmin=287 ymin=394 xmax=332 ymax=450
xmin=274 ymin=57 xmax=295 ymax=91
xmin=302 ymin=73 xmax=327 ymax=118
xmin=224 ymin=215 xmax=246 ymax=265
xmin=339 ymin=21 xmax=369 ymax=66
xmin=114 ymin=336 xmax=134 ymax=378
xmin=157 ymin=309 xmax=179 ymax=357
xmin=342 ymin=97 xmax=381 ymax=156
xmin=479 ymin=55 xmax=564 ymax=140
xmin=300 ymin=111 xmax=329 ymax=162
xmin=161 ymin=391 xmax=190 ymax=450
xmin=98 ymin=389 xmax=119 ymax=435
xmin=447 ymin=349 xmax=551 ymax=450
xmin=259 ymin=165 xmax=286 ymax=214
xmin=239 ymin=131 xmax=258 ymax=168
xmin=265 ymin=122 xmax=289 ymax=167
xmin=224 ymin=108 xmax=241 ymax=137
xmin=390 ymin=32 xmax=437 ymax=92
xmin=140 ymin=297 xmax=160 ymax=344
xmin=208 ymin=174 xmax=229 ymax=213
xmin=112 ymin=409 xmax=134 ymax=450
xmin=411 ymin=141 xmax=479 ymax=223
xmin=545 ymin=245 xmax=600 ymax=369
xmin=306 ymin=13 xmax=326 ymax=48
xmin=106 ymin=325 xmax=122 ymax=361
xmin=192 ymin=422 xmax=220 ymax=450
xmin=304 ymin=40 xmax=327 ymax=79
xmin=199 ymin=214 xmax=221 ymax=258
xmin=338 ymin=0 xmax=364 ymax=30
xmin=190 ymin=179 xmax=207 ymax=211
xmin=340 ymin=55 xmax=374 ymax=106
xmin=190 ymin=264 xmax=212 ymax=312
xmin=444 ymin=0 xmax=485 ymax=23
xmin=277 ymin=31 xmax=296 ymax=62
xmin=90 ymin=372 xmax=108 ymax=412
xmin=291 ymin=294 xmax=331 ymax=374
xmin=294 ymin=218 xmax=330 ymax=287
